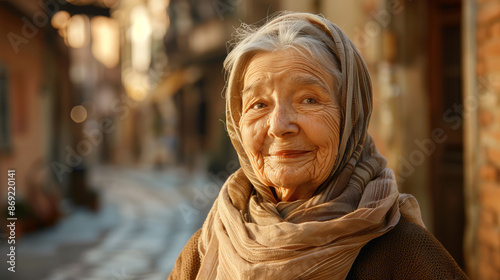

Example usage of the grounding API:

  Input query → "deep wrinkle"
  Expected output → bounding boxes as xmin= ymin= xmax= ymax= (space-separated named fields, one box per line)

xmin=239 ymin=48 xmax=342 ymax=202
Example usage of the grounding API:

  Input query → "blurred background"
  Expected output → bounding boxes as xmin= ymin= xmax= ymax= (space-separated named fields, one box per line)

xmin=0 ymin=0 xmax=496 ymax=279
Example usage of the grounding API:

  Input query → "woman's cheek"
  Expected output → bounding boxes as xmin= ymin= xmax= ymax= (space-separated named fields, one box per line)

xmin=241 ymin=117 xmax=268 ymax=167
xmin=303 ymin=111 xmax=340 ymax=174
xmin=304 ymin=112 xmax=340 ymax=146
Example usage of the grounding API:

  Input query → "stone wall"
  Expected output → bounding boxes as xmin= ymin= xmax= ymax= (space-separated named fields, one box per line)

xmin=475 ymin=0 xmax=500 ymax=279
xmin=0 ymin=6 xmax=45 ymax=199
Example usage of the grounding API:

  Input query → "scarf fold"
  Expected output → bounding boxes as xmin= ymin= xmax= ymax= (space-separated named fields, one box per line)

xmin=196 ymin=12 xmax=423 ymax=280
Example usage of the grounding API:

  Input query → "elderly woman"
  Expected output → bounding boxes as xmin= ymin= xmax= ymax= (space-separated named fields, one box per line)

xmin=169 ymin=12 xmax=467 ymax=279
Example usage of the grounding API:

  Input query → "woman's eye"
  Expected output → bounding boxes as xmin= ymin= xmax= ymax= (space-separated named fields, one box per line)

xmin=251 ymin=103 xmax=266 ymax=109
xmin=303 ymin=98 xmax=317 ymax=104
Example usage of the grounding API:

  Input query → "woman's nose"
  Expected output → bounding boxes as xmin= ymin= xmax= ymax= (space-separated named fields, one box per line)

xmin=268 ymin=103 xmax=299 ymax=138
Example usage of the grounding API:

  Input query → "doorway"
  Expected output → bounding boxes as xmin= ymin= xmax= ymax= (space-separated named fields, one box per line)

xmin=427 ymin=0 xmax=465 ymax=269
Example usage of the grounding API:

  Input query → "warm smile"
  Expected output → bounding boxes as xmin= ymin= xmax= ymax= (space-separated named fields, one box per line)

xmin=270 ymin=150 xmax=311 ymax=158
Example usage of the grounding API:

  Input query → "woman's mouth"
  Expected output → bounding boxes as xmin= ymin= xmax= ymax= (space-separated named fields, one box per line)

xmin=270 ymin=150 xmax=310 ymax=158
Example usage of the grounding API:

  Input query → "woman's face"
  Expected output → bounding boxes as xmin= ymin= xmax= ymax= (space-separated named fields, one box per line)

xmin=240 ymin=48 xmax=342 ymax=201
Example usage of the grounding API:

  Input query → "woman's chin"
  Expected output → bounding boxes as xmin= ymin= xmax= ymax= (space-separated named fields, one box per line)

xmin=264 ymin=168 xmax=317 ymax=194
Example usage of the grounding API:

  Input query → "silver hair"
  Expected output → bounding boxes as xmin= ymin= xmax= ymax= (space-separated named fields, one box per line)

xmin=224 ymin=12 xmax=343 ymax=96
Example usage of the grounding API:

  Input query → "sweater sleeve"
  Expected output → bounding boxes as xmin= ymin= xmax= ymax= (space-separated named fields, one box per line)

xmin=347 ymin=217 xmax=469 ymax=279
xmin=168 ymin=229 xmax=202 ymax=280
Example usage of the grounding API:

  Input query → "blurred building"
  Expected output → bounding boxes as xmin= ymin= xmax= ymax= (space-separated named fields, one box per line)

xmin=0 ymin=0 xmax=73 ymax=233
xmin=0 ymin=0 xmax=121 ymax=233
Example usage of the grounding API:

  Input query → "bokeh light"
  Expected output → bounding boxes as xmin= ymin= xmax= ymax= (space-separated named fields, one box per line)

xmin=122 ymin=70 xmax=150 ymax=102
xmin=130 ymin=5 xmax=152 ymax=72
xmin=67 ymin=15 xmax=89 ymax=48
xmin=51 ymin=10 xmax=71 ymax=30
xmin=91 ymin=16 xmax=120 ymax=68
xmin=70 ymin=105 xmax=88 ymax=123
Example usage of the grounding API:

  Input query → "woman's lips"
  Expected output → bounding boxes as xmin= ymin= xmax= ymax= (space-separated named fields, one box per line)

xmin=270 ymin=150 xmax=310 ymax=158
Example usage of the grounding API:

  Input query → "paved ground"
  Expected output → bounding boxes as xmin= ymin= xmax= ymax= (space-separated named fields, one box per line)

xmin=0 ymin=166 xmax=218 ymax=280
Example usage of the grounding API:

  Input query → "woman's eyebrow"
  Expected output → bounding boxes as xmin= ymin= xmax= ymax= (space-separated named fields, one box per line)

xmin=289 ymin=74 xmax=330 ymax=92
xmin=241 ymin=84 xmax=257 ymax=95
xmin=241 ymin=80 xmax=264 ymax=97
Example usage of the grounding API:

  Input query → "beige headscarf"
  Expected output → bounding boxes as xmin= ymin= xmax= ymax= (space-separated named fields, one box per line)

xmin=196 ymin=12 xmax=423 ymax=280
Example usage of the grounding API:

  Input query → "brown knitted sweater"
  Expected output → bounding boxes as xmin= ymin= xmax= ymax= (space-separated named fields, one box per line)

xmin=168 ymin=217 xmax=468 ymax=279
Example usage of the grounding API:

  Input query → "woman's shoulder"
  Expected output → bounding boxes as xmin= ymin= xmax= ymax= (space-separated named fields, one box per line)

xmin=347 ymin=217 xmax=469 ymax=279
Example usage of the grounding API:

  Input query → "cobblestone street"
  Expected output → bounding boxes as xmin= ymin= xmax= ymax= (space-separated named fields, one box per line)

xmin=1 ymin=166 xmax=217 ymax=280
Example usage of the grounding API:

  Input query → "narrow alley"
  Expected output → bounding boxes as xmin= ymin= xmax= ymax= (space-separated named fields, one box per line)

xmin=0 ymin=166 xmax=216 ymax=280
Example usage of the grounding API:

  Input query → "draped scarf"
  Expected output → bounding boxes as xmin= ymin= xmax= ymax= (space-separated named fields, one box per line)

xmin=196 ymin=12 xmax=424 ymax=280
